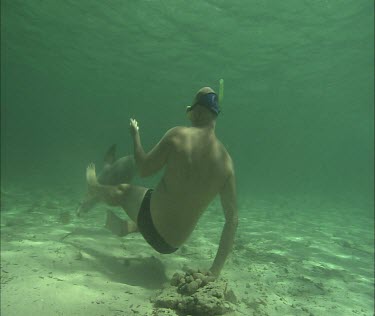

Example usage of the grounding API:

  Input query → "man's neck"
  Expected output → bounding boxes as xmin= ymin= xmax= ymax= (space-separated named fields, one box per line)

xmin=191 ymin=120 xmax=216 ymax=130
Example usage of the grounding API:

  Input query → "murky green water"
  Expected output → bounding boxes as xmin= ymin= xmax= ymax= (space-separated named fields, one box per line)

xmin=2 ymin=0 xmax=373 ymax=206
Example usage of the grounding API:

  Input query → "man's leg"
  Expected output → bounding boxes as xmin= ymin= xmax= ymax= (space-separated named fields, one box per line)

xmin=86 ymin=163 xmax=148 ymax=223
xmin=105 ymin=210 xmax=139 ymax=236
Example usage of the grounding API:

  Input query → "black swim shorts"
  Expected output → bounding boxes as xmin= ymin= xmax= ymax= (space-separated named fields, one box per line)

xmin=137 ymin=189 xmax=178 ymax=254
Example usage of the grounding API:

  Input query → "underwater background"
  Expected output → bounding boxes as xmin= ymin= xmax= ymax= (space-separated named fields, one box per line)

xmin=1 ymin=0 xmax=373 ymax=204
xmin=1 ymin=1 xmax=374 ymax=315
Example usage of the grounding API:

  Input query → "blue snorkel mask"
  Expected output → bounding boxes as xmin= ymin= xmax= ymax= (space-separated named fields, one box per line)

xmin=187 ymin=92 xmax=220 ymax=115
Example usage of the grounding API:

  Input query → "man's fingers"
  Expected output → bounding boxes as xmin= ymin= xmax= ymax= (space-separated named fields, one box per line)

xmin=129 ymin=118 xmax=139 ymax=132
xmin=130 ymin=118 xmax=137 ymax=125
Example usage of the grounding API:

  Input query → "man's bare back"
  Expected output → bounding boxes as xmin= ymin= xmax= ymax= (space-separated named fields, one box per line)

xmin=151 ymin=125 xmax=233 ymax=247
xmin=86 ymin=87 xmax=237 ymax=276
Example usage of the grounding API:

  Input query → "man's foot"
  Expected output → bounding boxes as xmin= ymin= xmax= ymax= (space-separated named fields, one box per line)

xmin=105 ymin=210 xmax=130 ymax=237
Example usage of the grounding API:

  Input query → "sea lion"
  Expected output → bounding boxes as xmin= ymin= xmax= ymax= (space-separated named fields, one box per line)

xmin=76 ymin=144 xmax=136 ymax=216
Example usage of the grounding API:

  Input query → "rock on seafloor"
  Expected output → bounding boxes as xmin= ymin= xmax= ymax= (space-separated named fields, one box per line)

xmin=151 ymin=270 xmax=237 ymax=315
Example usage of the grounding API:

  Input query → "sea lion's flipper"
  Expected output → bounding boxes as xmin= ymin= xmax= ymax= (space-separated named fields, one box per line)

xmin=104 ymin=144 xmax=117 ymax=165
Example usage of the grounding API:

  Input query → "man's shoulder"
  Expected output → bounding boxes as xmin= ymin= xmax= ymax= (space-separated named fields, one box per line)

xmin=165 ymin=126 xmax=188 ymax=136
xmin=162 ymin=127 xmax=189 ymax=146
xmin=165 ymin=126 xmax=195 ymax=142
xmin=216 ymin=141 xmax=235 ymax=174
xmin=216 ymin=140 xmax=232 ymax=159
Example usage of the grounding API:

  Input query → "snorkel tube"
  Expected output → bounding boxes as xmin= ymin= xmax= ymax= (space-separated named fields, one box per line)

xmin=219 ymin=78 xmax=224 ymax=107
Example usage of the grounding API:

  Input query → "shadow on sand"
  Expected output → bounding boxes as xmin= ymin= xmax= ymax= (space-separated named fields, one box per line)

xmin=61 ymin=228 xmax=168 ymax=289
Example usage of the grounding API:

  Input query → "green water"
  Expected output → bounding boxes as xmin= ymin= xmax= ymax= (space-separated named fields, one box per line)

xmin=1 ymin=0 xmax=373 ymax=205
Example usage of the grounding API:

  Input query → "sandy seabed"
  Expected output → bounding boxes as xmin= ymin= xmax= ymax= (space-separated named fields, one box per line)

xmin=1 ymin=185 xmax=374 ymax=316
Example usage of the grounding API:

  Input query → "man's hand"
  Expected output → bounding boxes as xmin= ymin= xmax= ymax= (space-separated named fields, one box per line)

xmin=129 ymin=118 xmax=139 ymax=137
xmin=209 ymin=266 xmax=221 ymax=278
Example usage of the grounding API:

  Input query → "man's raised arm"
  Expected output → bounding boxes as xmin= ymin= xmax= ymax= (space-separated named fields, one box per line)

xmin=130 ymin=118 xmax=172 ymax=177
xmin=210 ymin=169 xmax=238 ymax=276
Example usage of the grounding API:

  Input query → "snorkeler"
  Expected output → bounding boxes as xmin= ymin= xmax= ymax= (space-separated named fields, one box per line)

xmin=85 ymin=87 xmax=238 ymax=277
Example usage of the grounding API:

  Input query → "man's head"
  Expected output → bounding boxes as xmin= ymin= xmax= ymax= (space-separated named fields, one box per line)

xmin=186 ymin=87 xmax=220 ymax=125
